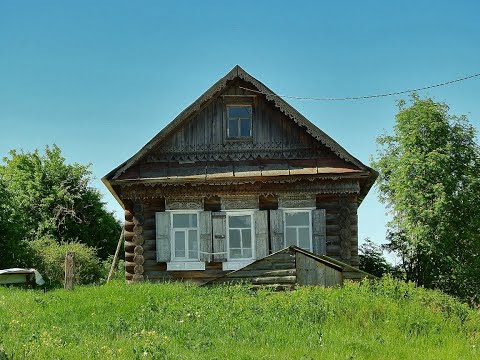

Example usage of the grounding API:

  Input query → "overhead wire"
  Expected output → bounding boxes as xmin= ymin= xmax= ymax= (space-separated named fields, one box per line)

xmin=239 ymin=72 xmax=480 ymax=101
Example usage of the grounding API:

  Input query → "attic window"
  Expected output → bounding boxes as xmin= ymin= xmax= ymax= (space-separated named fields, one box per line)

xmin=227 ymin=105 xmax=252 ymax=138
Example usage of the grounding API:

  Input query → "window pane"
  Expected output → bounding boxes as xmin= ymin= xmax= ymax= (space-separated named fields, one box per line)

xmin=242 ymin=229 xmax=251 ymax=248
xmin=188 ymin=250 xmax=198 ymax=259
xmin=188 ymin=230 xmax=198 ymax=250
xmin=285 ymin=212 xmax=309 ymax=227
xmin=230 ymin=248 xmax=242 ymax=259
xmin=173 ymin=214 xmax=197 ymax=228
xmin=243 ymin=249 xmax=252 ymax=258
xmin=229 ymin=215 xmax=251 ymax=228
xmin=175 ymin=250 xmax=186 ymax=258
xmin=228 ymin=119 xmax=239 ymax=137
xmin=175 ymin=231 xmax=185 ymax=250
xmin=298 ymin=228 xmax=310 ymax=250
xmin=285 ymin=228 xmax=297 ymax=247
xmin=240 ymin=118 xmax=251 ymax=137
xmin=228 ymin=106 xmax=251 ymax=118
xmin=229 ymin=229 xmax=241 ymax=248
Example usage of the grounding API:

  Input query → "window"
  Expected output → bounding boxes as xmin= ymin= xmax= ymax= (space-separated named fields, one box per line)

xmin=227 ymin=105 xmax=252 ymax=138
xmin=171 ymin=213 xmax=199 ymax=261
xmin=227 ymin=213 xmax=254 ymax=260
xmin=284 ymin=210 xmax=312 ymax=250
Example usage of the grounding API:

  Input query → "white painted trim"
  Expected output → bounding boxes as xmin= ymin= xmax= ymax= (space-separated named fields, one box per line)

xmin=283 ymin=208 xmax=313 ymax=251
xmin=225 ymin=210 xmax=256 ymax=261
xmin=167 ymin=210 xmax=201 ymax=262
xmin=167 ymin=261 xmax=205 ymax=271
xmin=222 ymin=260 xmax=254 ymax=271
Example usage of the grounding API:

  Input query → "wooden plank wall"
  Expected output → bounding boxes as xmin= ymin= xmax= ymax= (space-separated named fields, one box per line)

xmin=114 ymin=79 xmax=354 ymax=173
xmin=296 ymin=253 xmax=343 ymax=286
xmin=160 ymin=81 xmax=312 ymax=152
xmin=317 ymin=194 xmax=359 ymax=267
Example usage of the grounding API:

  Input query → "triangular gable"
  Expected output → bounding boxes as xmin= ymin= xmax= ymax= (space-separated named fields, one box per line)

xmin=104 ymin=65 xmax=375 ymax=181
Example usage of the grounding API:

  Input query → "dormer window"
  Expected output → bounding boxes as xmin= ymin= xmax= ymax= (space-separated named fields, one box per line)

xmin=227 ymin=105 xmax=252 ymax=138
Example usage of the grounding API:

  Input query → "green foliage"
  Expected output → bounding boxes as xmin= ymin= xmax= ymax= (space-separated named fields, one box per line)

xmin=29 ymin=237 xmax=103 ymax=286
xmin=359 ymin=238 xmax=395 ymax=277
xmin=0 ymin=144 xmax=121 ymax=270
xmin=0 ymin=279 xmax=477 ymax=359
xmin=372 ymin=95 xmax=480 ymax=304
xmin=0 ymin=178 xmax=28 ymax=268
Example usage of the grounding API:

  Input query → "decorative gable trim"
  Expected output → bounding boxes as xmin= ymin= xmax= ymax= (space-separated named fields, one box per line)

xmin=104 ymin=66 xmax=375 ymax=181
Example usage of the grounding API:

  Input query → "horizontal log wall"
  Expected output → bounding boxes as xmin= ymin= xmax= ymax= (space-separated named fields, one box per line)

xmin=317 ymin=194 xmax=359 ymax=267
xmin=124 ymin=193 xmax=360 ymax=283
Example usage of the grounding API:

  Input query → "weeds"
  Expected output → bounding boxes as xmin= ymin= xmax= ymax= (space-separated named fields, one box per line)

xmin=0 ymin=278 xmax=477 ymax=359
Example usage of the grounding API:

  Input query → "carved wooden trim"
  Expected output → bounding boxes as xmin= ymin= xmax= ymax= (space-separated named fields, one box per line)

xmin=278 ymin=194 xmax=316 ymax=208
xmin=118 ymin=180 xmax=360 ymax=200
xmin=238 ymin=69 xmax=365 ymax=169
xmin=165 ymin=197 xmax=204 ymax=210
xmin=221 ymin=196 xmax=259 ymax=210
xmin=148 ymin=142 xmax=326 ymax=162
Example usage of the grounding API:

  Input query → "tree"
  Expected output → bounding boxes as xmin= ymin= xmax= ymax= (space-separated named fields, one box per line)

xmin=0 ymin=145 xmax=121 ymax=263
xmin=372 ymin=95 xmax=480 ymax=304
xmin=0 ymin=178 xmax=28 ymax=268
xmin=359 ymin=238 xmax=393 ymax=278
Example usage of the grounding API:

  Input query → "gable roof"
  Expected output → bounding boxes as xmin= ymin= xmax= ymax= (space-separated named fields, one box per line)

xmin=103 ymin=65 xmax=378 ymax=205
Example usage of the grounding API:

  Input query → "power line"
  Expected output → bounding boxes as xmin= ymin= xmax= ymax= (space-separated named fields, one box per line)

xmin=239 ymin=72 xmax=480 ymax=101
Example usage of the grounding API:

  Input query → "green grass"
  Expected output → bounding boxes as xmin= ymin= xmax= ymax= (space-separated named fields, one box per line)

xmin=0 ymin=277 xmax=478 ymax=359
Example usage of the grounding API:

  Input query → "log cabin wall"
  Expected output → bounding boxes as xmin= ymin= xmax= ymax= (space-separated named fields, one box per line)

xmin=317 ymin=194 xmax=359 ymax=267
xmin=122 ymin=191 xmax=359 ymax=283
xmin=124 ymin=198 xmax=229 ymax=283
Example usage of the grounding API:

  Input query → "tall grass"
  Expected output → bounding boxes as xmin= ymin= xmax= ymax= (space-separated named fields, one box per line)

xmin=0 ymin=277 xmax=478 ymax=359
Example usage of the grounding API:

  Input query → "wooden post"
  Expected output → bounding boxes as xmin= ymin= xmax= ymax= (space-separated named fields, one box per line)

xmin=25 ymin=273 xmax=30 ymax=289
xmin=64 ymin=252 xmax=75 ymax=290
xmin=107 ymin=229 xmax=124 ymax=283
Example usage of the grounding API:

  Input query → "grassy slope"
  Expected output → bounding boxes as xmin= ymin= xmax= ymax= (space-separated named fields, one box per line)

xmin=0 ymin=278 xmax=478 ymax=360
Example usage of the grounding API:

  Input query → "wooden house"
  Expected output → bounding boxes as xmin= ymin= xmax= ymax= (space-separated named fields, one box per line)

xmin=103 ymin=65 xmax=378 ymax=286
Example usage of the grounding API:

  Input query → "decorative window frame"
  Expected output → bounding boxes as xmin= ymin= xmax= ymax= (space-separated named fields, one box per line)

xmin=166 ymin=209 xmax=205 ymax=271
xmin=222 ymin=95 xmax=255 ymax=142
xmin=225 ymin=104 xmax=253 ymax=140
xmin=223 ymin=210 xmax=256 ymax=271
xmin=281 ymin=207 xmax=314 ymax=252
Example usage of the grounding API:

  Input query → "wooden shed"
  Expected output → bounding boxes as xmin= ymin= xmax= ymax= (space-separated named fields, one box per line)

xmin=102 ymin=65 xmax=378 ymax=284
xmin=205 ymin=246 xmax=375 ymax=289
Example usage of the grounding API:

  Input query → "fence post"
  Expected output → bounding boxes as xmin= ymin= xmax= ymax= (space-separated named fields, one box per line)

xmin=64 ymin=252 xmax=75 ymax=290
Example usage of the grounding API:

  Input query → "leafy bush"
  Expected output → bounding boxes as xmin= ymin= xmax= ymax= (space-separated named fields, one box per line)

xmin=29 ymin=237 xmax=103 ymax=286
xmin=100 ymin=256 xmax=125 ymax=282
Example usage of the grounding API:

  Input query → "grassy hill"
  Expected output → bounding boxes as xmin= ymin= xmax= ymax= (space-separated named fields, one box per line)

xmin=0 ymin=277 xmax=478 ymax=359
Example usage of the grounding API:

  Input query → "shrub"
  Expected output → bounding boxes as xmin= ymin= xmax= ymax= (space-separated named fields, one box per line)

xmin=29 ymin=237 xmax=103 ymax=286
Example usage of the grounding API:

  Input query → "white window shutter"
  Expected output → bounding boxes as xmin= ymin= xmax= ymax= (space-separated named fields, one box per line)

xmin=199 ymin=211 xmax=212 ymax=263
xmin=269 ymin=209 xmax=284 ymax=252
xmin=312 ymin=209 xmax=326 ymax=255
xmin=212 ymin=212 xmax=227 ymax=261
xmin=156 ymin=212 xmax=171 ymax=262
xmin=254 ymin=210 xmax=268 ymax=259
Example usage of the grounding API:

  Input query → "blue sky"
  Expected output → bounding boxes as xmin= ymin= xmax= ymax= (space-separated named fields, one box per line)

xmin=1 ymin=1 xmax=479 ymax=259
